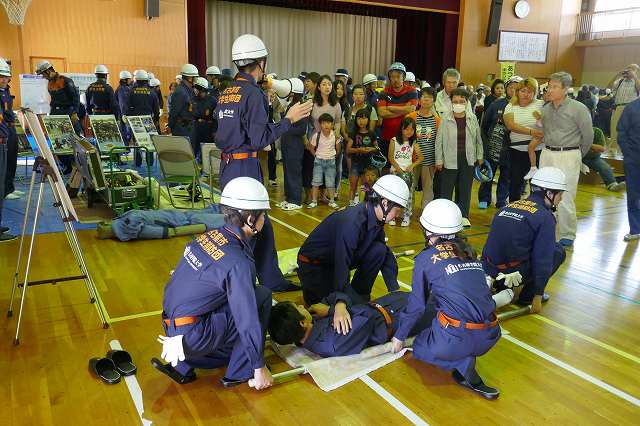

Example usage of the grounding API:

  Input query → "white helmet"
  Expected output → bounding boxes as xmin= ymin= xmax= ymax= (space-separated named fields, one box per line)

xmin=420 ymin=199 xmax=463 ymax=235
xmin=530 ymin=167 xmax=567 ymax=192
xmin=232 ymin=34 xmax=268 ymax=66
xmin=206 ymin=65 xmax=221 ymax=76
xmin=149 ymin=78 xmax=161 ymax=87
xmin=134 ymin=70 xmax=149 ymax=81
xmin=119 ymin=70 xmax=132 ymax=80
xmin=372 ymin=175 xmax=410 ymax=208
xmin=35 ymin=60 xmax=53 ymax=75
xmin=148 ymin=72 xmax=155 ymax=79
xmin=194 ymin=77 xmax=209 ymax=90
xmin=94 ymin=64 xmax=108 ymax=74
xmin=363 ymin=73 xmax=377 ymax=86
xmin=405 ymin=72 xmax=416 ymax=83
xmin=290 ymin=77 xmax=304 ymax=94
xmin=220 ymin=177 xmax=271 ymax=210
xmin=421 ymin=82 xmax=431 ymax=88
xmin=175 ymin=74 xmax=182 ymax=81
xmin=506 ymin=75 xmax=524 ymax=86
xmin=0 ymin=58 xmax=11 ymax=77
xmin=181 ymin=63 xmax=198 ymax=77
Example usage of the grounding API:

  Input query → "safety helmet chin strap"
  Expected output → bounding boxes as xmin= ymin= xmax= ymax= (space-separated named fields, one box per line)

xmin=380 ymin=198 xmax=398 ymax=223
xmin=423 ymin=228 xmax=456 ymax=247
xmin=544 ymin=189 xmax=560 ymax=212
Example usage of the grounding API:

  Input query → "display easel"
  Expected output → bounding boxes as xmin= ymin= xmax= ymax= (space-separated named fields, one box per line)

xmin=7 ymin=156 xmax=108 ymax=345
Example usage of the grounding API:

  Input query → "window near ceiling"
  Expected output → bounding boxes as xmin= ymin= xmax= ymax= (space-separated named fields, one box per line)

xmin=591 ymin=1 xmax=640 ymax=33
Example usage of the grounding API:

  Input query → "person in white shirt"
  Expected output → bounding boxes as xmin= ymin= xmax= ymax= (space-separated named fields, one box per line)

xmin=435 ymin=68 xmax=474 ymax=117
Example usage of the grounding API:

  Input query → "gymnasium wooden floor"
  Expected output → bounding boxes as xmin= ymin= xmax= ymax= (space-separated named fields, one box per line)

xmin=1 ymin=174 xmax=639 ymax=425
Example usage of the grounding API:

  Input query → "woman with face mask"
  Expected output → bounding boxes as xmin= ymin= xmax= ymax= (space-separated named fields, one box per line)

xmin=435 ymin=88 xmax=484 ymax=227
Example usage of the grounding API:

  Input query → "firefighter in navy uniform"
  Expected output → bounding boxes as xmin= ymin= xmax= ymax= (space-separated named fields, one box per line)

xmin=168 ymin=64 xmax=197 ymax=138
xmin=205 ymin=65 xmax=222 ymax=100
xmin=149 ymin=78 xmax=163 ymax=131
xmin=124 ymin=70 xmax=159 ymax=166
xmin=392 ymin=199 xmax=501 ymax=400
xmin=0 ymin=58 xmax=17 ymax=241
xmin=214 ymin=33 xmax=313 ymax=292
xmin=191 ymin=77 xmax=217 ymax=162
xmin=482 ymin=167 xmax=567 ymax=313
xmin=115 ymin=70 xmax=133 ymax=141
xmin=85 ymin=64 xmax=120 ymax=118
xmin=297 ymin=175 xmax=409 ymax=306
xmin=0 ymin=58 xmax=20 ymax=202
xmin=152 ymin=177 xmax=274 ymax=390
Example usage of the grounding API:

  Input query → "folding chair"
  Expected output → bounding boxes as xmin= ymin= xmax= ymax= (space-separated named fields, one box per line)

xmin=201 ymin=143 xmax=221 ymax=202
xmin=151 ymin=135 xmax=206 ymax=209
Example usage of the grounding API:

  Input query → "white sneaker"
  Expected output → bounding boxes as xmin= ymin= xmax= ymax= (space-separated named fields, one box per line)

xmin=353 ymin=193 xmax=359 ymax=203
xmin=401 ymin=218 xmax=410 ymax=227
xmin=349 ymin=200 xmax=358 ymax=207
xmin=5 ymin=192 xmax=20 ymax=200
xmin=269 ymin=180 xmax=278 ymax=187
xmin=276 ymin=201 xmax=287 ymax=208
xmin=307 ymin=201 xmax=318 ymax=209
xmin=462 ymin=218 xmax=471 ymax=228
xmin=328 ymin=201 xmax=339 ymax=209
xmin=607 ymin=181 xmax=626 ymax=192
xmin=623 ymin=233 xmax=640 ymax=242
xmin=388 ymin=220 xmax=396 ymax=227
xmin=283 ymin=203 xmax=302 ymax=211
xmin=12 ymin=190 xmax=25 ymax=196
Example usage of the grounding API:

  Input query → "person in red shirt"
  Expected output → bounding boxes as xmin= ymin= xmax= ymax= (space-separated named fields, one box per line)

xmin=377 ymin=62 xmax=418 ymax=173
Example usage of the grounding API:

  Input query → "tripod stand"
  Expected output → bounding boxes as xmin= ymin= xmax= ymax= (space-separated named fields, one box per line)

xmin=8 ymin=156 xmax=108 ymax=345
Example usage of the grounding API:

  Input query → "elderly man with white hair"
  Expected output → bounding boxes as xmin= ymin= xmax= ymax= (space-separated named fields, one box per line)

xmin=607 ymin=64 xmax=640 ymax=151
xmin=539 ymin=71 xmax=593 ymax=248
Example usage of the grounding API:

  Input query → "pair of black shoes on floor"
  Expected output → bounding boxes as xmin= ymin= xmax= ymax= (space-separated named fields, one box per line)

xmin=89 ymin=350 xmax=137 ymax=384
xmin=452 ymin=369 xmax=500 ymax=400
xmin=150 ymin=358 xmax=248 ymax=388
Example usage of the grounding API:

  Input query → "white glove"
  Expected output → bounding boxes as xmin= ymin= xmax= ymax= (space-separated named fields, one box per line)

xmin=157 ymin=334 xmax=185 ymax=367
xmin=581 ymin=163 xmax=590 ymax=175
xmin=496 ymin=271 xmax=523 ymax=288
xmin=524 ymin=167 xmax=537 ymax=180
xmin=485 ymin=274 xmax=495 ymax=288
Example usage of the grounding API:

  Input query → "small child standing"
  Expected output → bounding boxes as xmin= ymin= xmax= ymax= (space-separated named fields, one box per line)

xmin=308 ymin=113 xmax=341 ymax=209
xmin=347 ymin=108 xmax=379 ymax=206
xmin=388 ymin=117 xmax=424 ymax=226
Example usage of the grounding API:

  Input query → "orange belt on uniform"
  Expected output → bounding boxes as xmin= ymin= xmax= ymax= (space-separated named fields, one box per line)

xmin=221 ymin=152 xmax=258 ymax=162
xmin=484 ymin=256 xmax=521 ymax=271
xmin=297 ymin=254 xmax=322 ymax=265
xmin=163 ymin=316 xmax=198 ymax=327
xmin=369 ymin=302 xmax=393 ymax=339
xmin=438 ymin=311 xmax=497 ymax=330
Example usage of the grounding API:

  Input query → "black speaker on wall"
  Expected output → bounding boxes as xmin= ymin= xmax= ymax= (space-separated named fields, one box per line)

xmin=145 ymin=0 xmax=160 ymax=19
xmin=485 ymin=0 xmax=504 ymax=46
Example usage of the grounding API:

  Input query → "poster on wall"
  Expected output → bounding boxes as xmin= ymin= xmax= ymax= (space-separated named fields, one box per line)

xmin=42 ymin=115 xmax=76 ymax=154
xmin=500 ymin=62 xmax=516 ymax=81
xmin=89 ymin=114 xmax=125 ymax=153
xmin=125 ymin=115 xmax=157 ymax=151
xmin=62 ymin=73 xmax=98 ymax=91
xmin=498 ymin=31 xmax=549 ymax=63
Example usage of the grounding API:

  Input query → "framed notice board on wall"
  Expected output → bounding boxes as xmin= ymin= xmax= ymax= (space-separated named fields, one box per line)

xmin=498 ymin=31 xmax=549 ymax=63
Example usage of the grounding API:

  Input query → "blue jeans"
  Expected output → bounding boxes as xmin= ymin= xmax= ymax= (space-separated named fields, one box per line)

xmin=582 ymin=156 xmax=615 ymax=186
xmin=0 ymin=140 xmax=6 ymax=227
xmin=312 ymin=158 xmax=336 ymax=188
xmin=624 ymin=156 xmax=640 ymax=235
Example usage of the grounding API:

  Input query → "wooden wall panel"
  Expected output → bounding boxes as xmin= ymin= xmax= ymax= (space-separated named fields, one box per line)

xmin=457 ymin=0 xmax=583 ymax=86
xmin=0 ymin=0 xmax=188 ymax=105
xmin=582 ymin=43 xmax=640 ymax=88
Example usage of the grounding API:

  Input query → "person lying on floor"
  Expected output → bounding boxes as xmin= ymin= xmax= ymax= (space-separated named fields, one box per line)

xmin=391 ymin=199 xmax=501 ymax=400
xmin=269 ymin=290 xmax=435 ymax=358
xmin=152 ymin=177 xmax=274 ymax=390
xmin=296 ymin=174 xmax=409 ymax=306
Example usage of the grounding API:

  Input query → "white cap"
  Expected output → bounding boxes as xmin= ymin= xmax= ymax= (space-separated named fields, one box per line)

xmin=181 ymin=64 xmax=198 ymax=77
xmin=420 ymin=199 xmax=463 ymax=235
xmin=421 ymin=82 xmax=431 ymax=88
xmin=194 ymin=76 xmax=209 ymax=90
xmin=290 ymin=77 xmax=304 ymax=94
xmin=372 ymin=175 xmax=410 ymax=208
xmin=206 ymin=65 xmax=221 ymax=76
xmin=405 ymin=72 xmax=416 ymax=83
xmin=506 ymin=75 xmax=524 ymax=85
xmin=0 ymin=58 xmax=11 ymax=77
xmin=134 ymin=70 xmax=149 ymax=81
xmin=94 ymin=64 xmax=108 ymax=74
xmin=149 ymin=78 xmax=161 ymax=87
xmin=36 ymin=60 xmax=53 ymax=75
xmin=232 ymin=34 xmax=268 ymax=66
xmin=530 ymin=167 xmax=567 ymax=191
xmin=119 ymin=70 xmax=132 ymax=80
xmin=220 ymin=177 xmax=271 ymax=210
xmin=363 ymin=73 xmax=377 ymax=86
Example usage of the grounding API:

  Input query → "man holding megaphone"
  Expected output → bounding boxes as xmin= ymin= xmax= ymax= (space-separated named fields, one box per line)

xmin=214 ymin=34 xmax=313 ymax=292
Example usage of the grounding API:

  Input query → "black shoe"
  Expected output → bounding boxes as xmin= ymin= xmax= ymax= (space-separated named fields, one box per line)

xmin=0 ymin=233 xmax=17 ymax=242
xmin=516 ymin=292 xmax=550 ymax=306
xmin=220 ymin=376 xmax=250 ymax=388
xmin=271 ymin=279 xmax=301 ymax=293
xmin=0 ymin=226 xmax=9 ymax=233
xmin=452 ymin=370 xmax=500 ymax=400
xmin=150 ymin=358 xmax=196 ymax=384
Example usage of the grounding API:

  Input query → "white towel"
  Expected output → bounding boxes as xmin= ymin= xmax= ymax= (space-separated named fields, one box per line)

xmin=271 ymin=337 xmax=415 ymax=392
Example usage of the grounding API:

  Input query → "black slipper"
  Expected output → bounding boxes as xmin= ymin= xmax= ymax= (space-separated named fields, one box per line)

xmin=106 ymin=350 xmax=137 ymax=376
xmin=220 ymin=376 xmax=250 ymax=388
xmin=89 ymin=357 xmax=121 ymax=384
xmin=516 ymin=292 xmax=550 ymax=306
xmin=150 ymin=358 xmax=196 ymax=384
xmin=452 ymin=370 xmax=499 ymax=400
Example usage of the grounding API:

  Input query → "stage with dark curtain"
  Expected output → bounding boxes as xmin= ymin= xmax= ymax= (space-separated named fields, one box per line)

xmin=186 ymin=0 xmax=460 ymax=84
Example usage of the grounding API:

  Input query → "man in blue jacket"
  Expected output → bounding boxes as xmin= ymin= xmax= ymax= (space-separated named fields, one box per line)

xmin=616 ymin=97 xmax=640 ymax=242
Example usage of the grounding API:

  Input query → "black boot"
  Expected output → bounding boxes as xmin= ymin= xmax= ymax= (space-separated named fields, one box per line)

xmin=452 ymin=369 xmax=500 ymax=400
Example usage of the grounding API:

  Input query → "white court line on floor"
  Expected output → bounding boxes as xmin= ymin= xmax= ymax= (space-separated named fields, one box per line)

xmin=360 ymin=375 xmax=429 ymax=426
xmin=502 ymin=334 xmax=640 ymax=407
xmin=110 ymin=340 xmax=153 ymax=426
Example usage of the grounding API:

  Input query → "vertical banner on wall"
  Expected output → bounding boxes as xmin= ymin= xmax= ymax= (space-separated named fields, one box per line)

xmin=500 ymin=62 xmax=516 ymax=81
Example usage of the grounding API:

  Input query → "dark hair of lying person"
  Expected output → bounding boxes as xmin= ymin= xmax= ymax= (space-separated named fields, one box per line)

xmin=268 ymin=302 xmax=306 ymax=346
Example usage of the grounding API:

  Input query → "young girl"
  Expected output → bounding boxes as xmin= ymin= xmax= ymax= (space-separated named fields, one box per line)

xmin=334 ymin=79 xmax=349 ymax=196
xmin=308 ymin=113 xmax=340 ymax=209
xmin=388 ymin=117 xmax=424 ymax=226
xmin=347 ymin=108 xmax=379 ymax=205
